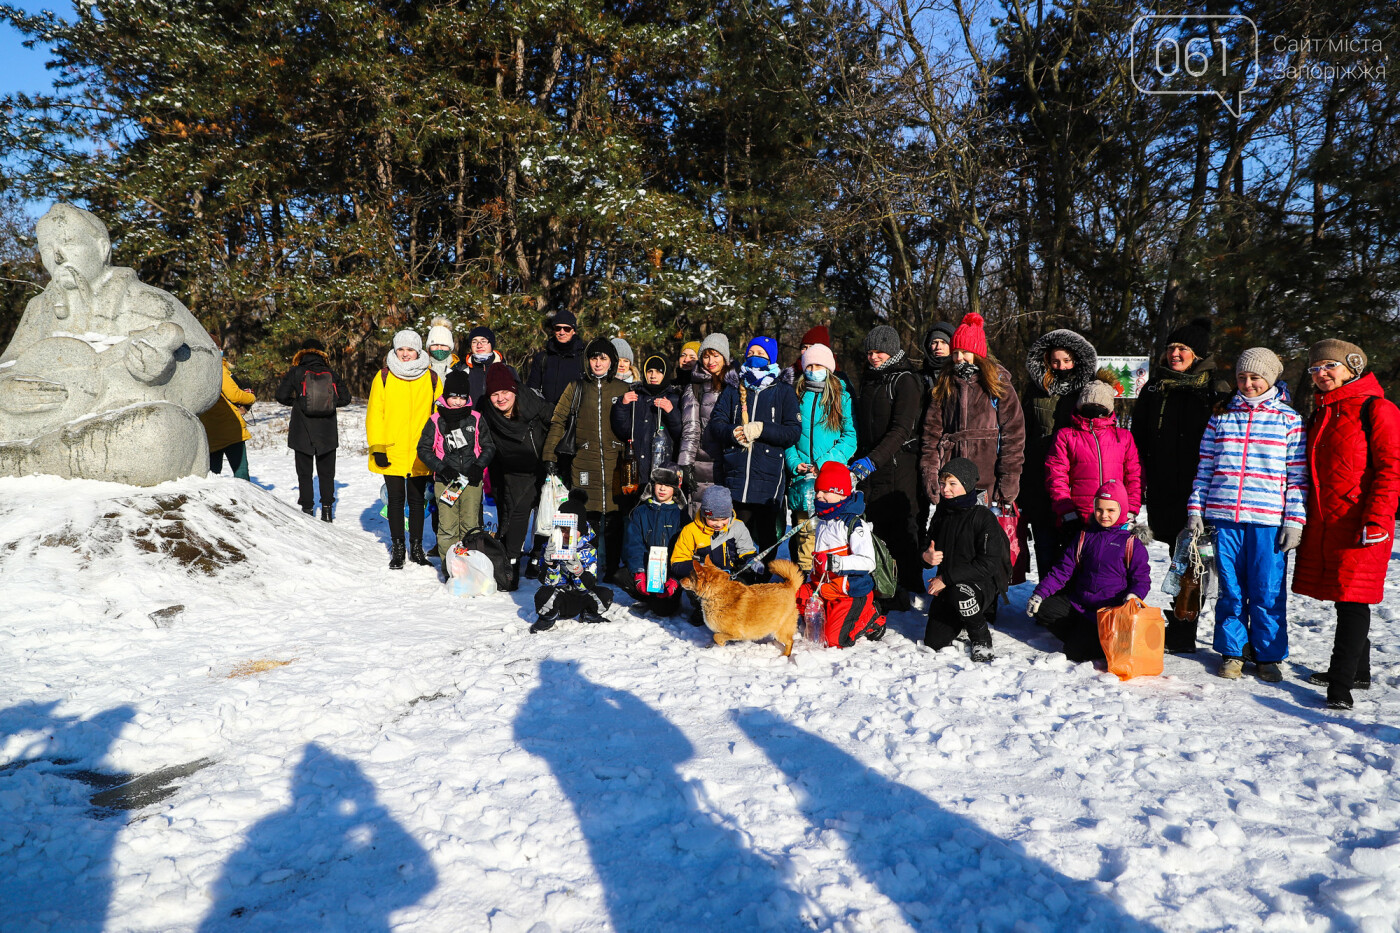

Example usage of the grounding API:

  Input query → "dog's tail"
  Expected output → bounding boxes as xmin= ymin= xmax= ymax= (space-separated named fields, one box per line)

xmin=767 ymin=559 xmax=804 ymax=591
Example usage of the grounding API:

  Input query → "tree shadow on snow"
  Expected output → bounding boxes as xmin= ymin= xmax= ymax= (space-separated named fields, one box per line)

xmin=0 ymin=700 xmax=136 ymax=933
xmin=197 ymin=743 xmax=436 ymax=932
xmin=513 ymin=660 xmax=803 ymax=930
xmin=733 ymin=708 xmax=1163 ymax=932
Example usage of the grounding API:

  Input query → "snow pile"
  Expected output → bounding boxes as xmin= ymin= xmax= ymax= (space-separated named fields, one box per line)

xmin=2 ymin=404 xmax=1398 ymax=931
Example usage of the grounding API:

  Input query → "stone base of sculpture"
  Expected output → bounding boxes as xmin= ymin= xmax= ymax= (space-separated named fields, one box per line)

xmin=0 ymin=401 xmax=210 ymax=486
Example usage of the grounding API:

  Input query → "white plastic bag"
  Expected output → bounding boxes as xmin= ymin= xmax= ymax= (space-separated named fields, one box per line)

xmin=446 ymin=544 xmax=498 ymax=597
xmin=536 ymin=475 xmax=567 ymax=536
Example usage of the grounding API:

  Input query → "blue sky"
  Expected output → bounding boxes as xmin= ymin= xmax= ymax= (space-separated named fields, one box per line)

xmin=1 ymin=1 xmax=62 ymax=98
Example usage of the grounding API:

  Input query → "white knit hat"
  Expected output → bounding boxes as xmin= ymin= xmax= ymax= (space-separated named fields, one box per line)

xmin=426 ymin=318 xmax=453 ymax=349
xmin=393 ymin=330 xmax=424 ymax=352
xmin=1078 ymin=379 xmax=1116 ymax=412
xmin=1236 ymin=347 xmax=1282 ymax=385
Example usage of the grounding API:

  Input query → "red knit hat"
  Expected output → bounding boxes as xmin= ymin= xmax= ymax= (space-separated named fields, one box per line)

xmin=816 ymin=461 xmax=853 ymax=497
xmin=800 ymin=325 xmax=831 ymax=348
xmin=950 ymin=312 xmax=987 ymax=358
xmin=485 ymin=361 xmax=518 ymax=395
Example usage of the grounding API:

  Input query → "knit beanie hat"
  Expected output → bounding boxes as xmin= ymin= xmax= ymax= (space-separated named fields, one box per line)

xmin=468 ymin=326 xmax=496 ymax=349
xmin=926 ymin=321 xmax=955 ymax=351
xmin=939 ymin=456 xmax=979 ymax=493
xmin=485 ymin=361 xmax=518 ymax=395
xmin=585 ymin=337 xmax=617 ymax=368
xmin=700 ymin=484 xmax=733 ymax=520
xmin=801 ymin=343 xmax=837 ymax=374
xmin=800 ymin=325 xmax=831 ymax=348
xmin=1236 ymin=347 xmax=1283 ymax=385
xmin=698 ymin=332 xmax=731 ymax=363
xmin=1079 ymin=379 xmax=1117 ymax=412
xmin=1166 ymin=318 xmax=1212 ymax=358
xmin=443 ymin=369 xmax=472 ymax=399
xmin=643 ymin=354 xmax=668 ymax=376
xmin=611 ymin=337 xmax=635 ymax=366
xmin=746 ymin=336 xmax=778 ymax=363
xmin=427 ymin=318 xmax=454 ymax=350
xmin=1309 ymin=338 xmax=1367 ymax=375
xmin=1094 ymin=479 xmax=1128 ymax=515
xmin=393 ymin=330 xmax=424 ymax=352
xmin=816 ymin=461 xmax=853 ymax=498
xmin=864 ymin=325 xmax=902 ymax=357
xmin=551 ymin=308 xmax=578 ymax=330
xmin=681 ymin=340 xmax=701 ymax=357
xmin=950 ymin=312 xmax=988 ymax=358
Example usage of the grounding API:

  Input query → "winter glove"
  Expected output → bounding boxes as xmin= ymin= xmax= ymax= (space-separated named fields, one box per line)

xmin=1185 ymin=513 xmax=1205 ymax=537
xmin=438 ymin=468 xmax=460 ymax=484
xmin=1026 ymin=595 xmax=1042 ymax=617
xmin=679 ymin=463 xmax=696 ymax=494
xmin=545 ymin=461 xmax=557 ymax=477
xmin=664 ymin=578 xmax=679 ymax=597
xmin=1276 ymin=524 xmax=1303 ymax=552
xmin=828 ymin=555 xmax=844 ymax=575
xmin=564 ymin=556 xmax=585 ymax=578
xmin=372 ymin=451 xmax=390 ymax=469
xmin=848 ymin=458 xmax=875 ymax=482
xmin=741 ymin=421 xmax=764 ymax=444
xmin=1125 ymin=594 xmax=1142 ymax=603
xmin=634 ymin=572 xmax=647 ymax=593
xmin=1360 ymin=523 xmax=1390 ymax=547
xmin=464 ymin=463 xmax=485 ymax=486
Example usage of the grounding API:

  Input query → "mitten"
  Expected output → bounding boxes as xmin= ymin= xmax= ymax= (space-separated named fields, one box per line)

xmin=1026 ymin=595 xmax=1042 ymax=617
xmin=465 ymin=463 xmax=485 ymax=486
xmin=742 ymin=421 xmax=764 ymax=443
xmin=1276 ymin=524 xmax=1303 ymax=552
xmin=849 ymin=457 xmax=875 ymax=481
xmin=372 ymin=451 xmax=390 ymax=469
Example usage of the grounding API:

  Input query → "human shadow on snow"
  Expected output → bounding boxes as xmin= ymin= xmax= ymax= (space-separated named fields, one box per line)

xmin=734 ymin=707 xmax=1164 ymax=932
xmin=198 ymin=743 xmax=436 ymax=932
xmin=514 ymin=660 xmax=804 ymax=930
xmin=0 ymin=700 xmax=136 ymax=933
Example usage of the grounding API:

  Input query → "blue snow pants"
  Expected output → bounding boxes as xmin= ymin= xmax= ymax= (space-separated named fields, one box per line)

xmin=1212 ymin=520 xmax=1289 ymax=662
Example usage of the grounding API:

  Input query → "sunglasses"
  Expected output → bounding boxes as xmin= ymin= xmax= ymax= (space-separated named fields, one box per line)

xmin=553 ymin=325 xmax=575 ymax=333
xmin=1307 ymin=361 xmax=1343 ymax=375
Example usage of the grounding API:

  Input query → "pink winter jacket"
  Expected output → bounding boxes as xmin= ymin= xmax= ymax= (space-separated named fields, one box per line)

xmin=1045 ymin=413 xmax=1142 ymax=522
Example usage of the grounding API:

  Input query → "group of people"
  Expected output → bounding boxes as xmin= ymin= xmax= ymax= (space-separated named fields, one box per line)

xmin=260 ymin=308 xmax=1396 ymax=712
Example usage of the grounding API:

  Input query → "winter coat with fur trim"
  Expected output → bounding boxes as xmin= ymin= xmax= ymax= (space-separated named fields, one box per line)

xmin=1293 ymin=373 xmax=1400 ymax=604
xmin=1019 ymin=330 xmax=1097 ymax=523
xmin=1044 ymin=413 xmax=1142 ymax=522
xmin=275 ymin=348 xmax=351 ymax=455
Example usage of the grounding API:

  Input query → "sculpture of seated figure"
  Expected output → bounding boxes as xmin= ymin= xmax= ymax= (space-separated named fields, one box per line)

xmin=0 ymin=203 xmax=222 ymax=485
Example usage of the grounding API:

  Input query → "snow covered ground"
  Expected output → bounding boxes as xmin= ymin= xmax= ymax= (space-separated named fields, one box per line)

xmin=2 ymin=402 xmax=1399 ymax=932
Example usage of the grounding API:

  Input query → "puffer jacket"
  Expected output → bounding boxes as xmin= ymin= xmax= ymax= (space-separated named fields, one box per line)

xmin=1033 ymin=524 xmax=1152 ymax=615
xmin=1131 ymin=357 xmax=1231 ymax=543
xmin=669 ymin=513 xmax=758 ymax=578
xmin=542 ymin=374 xmax=630 ymax=512
xmin=1188 ymin=389 xmax=1307 ymax=527
xmin=454 ymin=350 xmax=505 ymax=404
xmin=482 ymin=389 xmax=551 ymax=475
xmin=275 ymin=348 xmax=351 ymax=455
xmin=622 ymin=494 xmax=687 ymax=575
xmin=1293 ymin=373 xmax=1400 ymax=604
xmin=785 ymin=380 xmax=857 ymax=510
xmin=926 ymin=493 xmax=1011 ymax=596
xmin=709 ymin=377 xmax=802 ymax=506
xmin=1044 ymin=413 xmax=1142 ymax=522
xmin=527 ymin=337 xmax=587 ymax=409
xmin=416 ymin=401 xmax=495 ymax=482
xmin=919 ymin=366 xmax=1026 ymax=505
xmin=1019 ymin=330 xmax=1097 ymax=524
xmin=199 ymin=361 xmax=256 ymax=452
xmin=366 ymin=367 xmax=439 ymax=476
xmin=678 ymin=369 xmax=737 ymax=488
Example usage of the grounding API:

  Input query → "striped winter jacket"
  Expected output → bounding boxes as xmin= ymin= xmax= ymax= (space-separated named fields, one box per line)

xmin=1187 ymin=389 xmax=1308 ymax=527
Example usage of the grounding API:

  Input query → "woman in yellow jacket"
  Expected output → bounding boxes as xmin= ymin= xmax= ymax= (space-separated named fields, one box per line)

xmin=199 ymin=355 xmax=257 ymax=479
xmin=368 ymin=330 xmax=440 ymax=569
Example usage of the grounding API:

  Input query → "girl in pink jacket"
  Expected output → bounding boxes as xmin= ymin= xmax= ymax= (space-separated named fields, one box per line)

xmin=1044 ymin=376 xmax=1142 ymax=526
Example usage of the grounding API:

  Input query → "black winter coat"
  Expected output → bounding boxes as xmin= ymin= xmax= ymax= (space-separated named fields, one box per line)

xmin=453 ymin=351 xmax=506 ymax=405
xmin=1130 ymin=356 xmax=1232 ymax=543
xmin=927 ymin=496 xmax=1011 ymax=597
xmin=856 ymin=357 xmax=923 ymax=495
xmin=528 ymin=338 xmax=587 ymax=409
xmin=482 ymin=389 xmax=551 ymax=475
xmin=611 ymin=382 xmax=683 ymax=485
xmin=416 ymin=402 xmax=496 ymax=481
xmin=274 ymin=349 xmax=351 ymax=455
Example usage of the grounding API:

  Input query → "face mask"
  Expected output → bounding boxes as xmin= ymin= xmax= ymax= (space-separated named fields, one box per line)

xmin=804 ymin=367 xmax=828 ymax=384
xmin=429 ymin=348 xmax=451 ymax=361
xmin=954 ymin=361 xmax=979 ymax=381
xmin=745 ymin=355 xmax=769 ymax=370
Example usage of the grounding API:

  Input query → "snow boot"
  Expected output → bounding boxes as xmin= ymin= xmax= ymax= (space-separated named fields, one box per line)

xmin=409 ymin=542 xmax=431 ymax=566
xmin=530 ymin=610 xmax=558 ymax=634
xmin=970 ymin=642 xmax=995 ymax=664
xmin=1326 ymin=693 xmax=1354 ymax=710
xmin=302 ymin=505 xmax=315 ymax=516
xmin=1308 ymin=671 xmax=1371 ymax=690
xmin=863 ymin=618 xmax=887 ymax=642
xmin=1256 ymin=662 xmax=1283 ymax=683
xmin=321 ymin=505 xmax=333 ymax=523
xmin=1217 ymin=657 xmax=1244 ymax=679
xmin=389 ymin=540 xmax=406 ymax=570
xmin=579 ymin=609 xmax=607 ymax=624
xmin=506 ymin=560 xmax=521 ymax=592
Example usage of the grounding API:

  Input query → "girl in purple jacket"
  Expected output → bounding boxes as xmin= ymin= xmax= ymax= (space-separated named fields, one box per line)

xmin=1026 ymin=480 xmax=1151 ymax=662
xmin=1044 ymin=375 xmax=1142 ymax=527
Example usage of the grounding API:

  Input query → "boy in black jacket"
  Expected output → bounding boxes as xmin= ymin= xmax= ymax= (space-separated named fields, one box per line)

xmin=923 ymin=457 xmax=1010 ymax=662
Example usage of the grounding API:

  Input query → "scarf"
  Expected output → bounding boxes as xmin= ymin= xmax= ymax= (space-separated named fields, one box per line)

xmin=816 ymin=490 xmax=865 ymax=520
xmin=1238 ymin=386 xmax=1279 ymax=408
xmin=385 ymin=348 xmax=430 ymax=381
xmin=1047 ymin=369 xmax=1080 ymax=397
xmin=436 ymin=400 xmax=475 ymax=430
xmin=873 ymin=350 xmax=906 ymax=372
xmin=743 ymin=361 xmax=779 ymax=388
xmin=939 ymin=489 xmax=980 ymax=511
xmin=953 ymin=361 xmax=979 ymax=382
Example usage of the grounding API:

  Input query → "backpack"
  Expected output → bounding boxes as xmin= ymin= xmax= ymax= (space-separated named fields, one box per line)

xmin=1074 ymin=530 xmax=1136 ymax=566
xmin=460 ymin=526 xmax=510 ymax=591
xmin=379 ymin=367 xmax=439 ymax=394
xmin=844 ymin=515 xmax=898 ymax=599
xmin=302 ymin=370 xmax=337 ymax=416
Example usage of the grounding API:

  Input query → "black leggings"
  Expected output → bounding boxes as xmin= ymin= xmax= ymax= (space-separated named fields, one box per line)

xmin=1327 ymin=601 xmax=1371 ymax=700
xmin=384 ymin=474 xmax=429 ymax=545
xmin=492 ymin=469 xmax=541 ymax=561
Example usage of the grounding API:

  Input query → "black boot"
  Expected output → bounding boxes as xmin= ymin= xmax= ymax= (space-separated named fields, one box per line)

xmin=530 ymin=607 xmax=559 ymax=633
xmin=302 ymin=505 xmax=315 ymax=516
xmin=389 ymin=540 xmax=406 ymax=570
xmin=409 ymin=542 xmax=431 ymax=566
xmin=1308 ymin=671 xmax=1372 ymax=690
xmin=506 ymin=560 xmax=521 ymax=592
xmin=524 ymin=539 xmax=545 ymax=579
xmin=321 ymin=505 xmax=333 ymax=523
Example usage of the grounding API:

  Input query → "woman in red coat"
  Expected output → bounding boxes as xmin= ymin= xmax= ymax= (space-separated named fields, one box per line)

xmin=1292 ymin=338 xmax=1400 ymax=709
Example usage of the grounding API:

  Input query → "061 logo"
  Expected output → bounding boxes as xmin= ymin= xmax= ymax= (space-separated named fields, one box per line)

xmin=1130 ymin=14 xmax=1259 ymax=116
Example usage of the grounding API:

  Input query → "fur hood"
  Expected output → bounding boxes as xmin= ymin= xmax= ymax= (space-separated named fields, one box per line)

xmin=291 ymin=347 xmax=329 ymax=367
xmin=1025 ymin=329 xmax=1097 ymax=397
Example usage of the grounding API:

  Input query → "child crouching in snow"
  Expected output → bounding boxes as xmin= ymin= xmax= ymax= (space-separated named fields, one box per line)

xmin=670 ymin=485 xmax=759 ymax=626
xmin=794 ymin=462 xmax=887 ymax=647
xmin=1187 ymin=347 xmax=1307 ymax=683
xmin=532 ymin=492 xmax=613 ymax=633
xmin=1027 ymin=480 xmax=1150 ymax=662
xmin=923 ymin=457 xmax=1010 ymax=662
xmin=622 ymin=463 xmax=687 ymax=616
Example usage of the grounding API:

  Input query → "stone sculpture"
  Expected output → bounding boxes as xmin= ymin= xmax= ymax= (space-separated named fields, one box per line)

xmin=0 ymin=203 xmax=221 ymax=485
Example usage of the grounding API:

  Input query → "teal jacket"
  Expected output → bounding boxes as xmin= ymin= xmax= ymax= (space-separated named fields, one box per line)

xmin=785 ymin=382 xmax=857 ymax=510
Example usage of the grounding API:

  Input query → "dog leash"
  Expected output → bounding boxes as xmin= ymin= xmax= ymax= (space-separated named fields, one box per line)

xmin=730 ymin=517 xmax=815 ymax=578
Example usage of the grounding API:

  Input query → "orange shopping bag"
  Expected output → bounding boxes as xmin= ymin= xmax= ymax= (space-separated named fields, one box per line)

xmin=1097 ymin=597 xmax=1166 ymax=680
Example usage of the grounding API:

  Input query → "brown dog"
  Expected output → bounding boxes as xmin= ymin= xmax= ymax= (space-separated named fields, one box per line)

xmin=680 ymin=558 xmax=803 ymax=656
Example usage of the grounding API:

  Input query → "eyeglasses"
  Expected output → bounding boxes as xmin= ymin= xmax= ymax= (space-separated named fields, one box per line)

xmin=1307 ymin=361 xmax=1343 ymax=375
